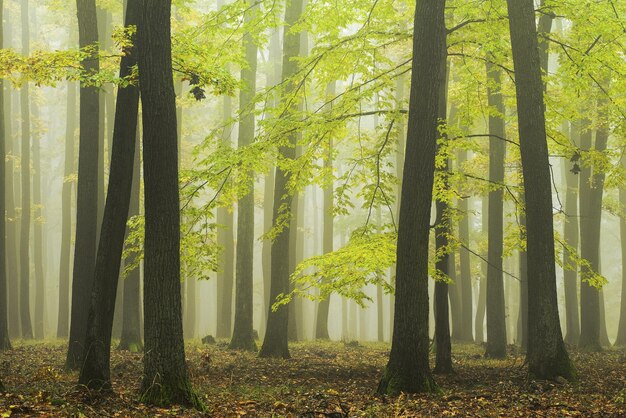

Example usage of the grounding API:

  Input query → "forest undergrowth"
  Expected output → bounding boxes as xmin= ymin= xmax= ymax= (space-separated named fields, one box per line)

xmin=0 ymin=340 xmax=624 ymax=417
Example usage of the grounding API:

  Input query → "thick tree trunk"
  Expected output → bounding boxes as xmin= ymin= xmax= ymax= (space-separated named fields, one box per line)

xmin=19 ymin=0 xmax=33 ymax=340
xmin=230 ymin=0 xmax=258 ymax=352
xmin=78 ymin=0 xmax=139 ymax=389
xmin=485 ymin=63 xmax=507 ymax=359
xmin=562 ymin=131 xmax=580 ymax=345
xmin=119 ymin=127 xmax=143 ymax=352
xmin=259 ymin=0 xmax=305 ymax=359
xmin=506 ymin=0 xmax=573 ymax=379
xmin=57 ymin=81 xmax=76 ymax=339
xmin=0 ymin=0 xmax=11 ymax=350
xmin=66 ymin=0 xmax=100 ymax=368
xmin=137 ymin=0 xmax=201 ymax=408
xmin=216 ymin=94 xmax=234 ymax=339
xmin=377 ymin=0 xmax=445 ymax=395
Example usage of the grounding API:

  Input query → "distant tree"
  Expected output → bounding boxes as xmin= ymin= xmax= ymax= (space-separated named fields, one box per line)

xmin=377 ymin=0 xmax=445 ymax=395
xmin=78 ymin=0 xmax=140 ymax=389
xmin=230 ymin=0 xmax=259 ymax=352
xmin=485 ymin=62 xmax=507 ymax=359
xmin=57 ymin=80 xmax=77 ymax=339
xmin=137 ymin=0 xmax=202 ymax=408
xmin=19 ymin=0 xmax=33 ymax=340
xmin=259 ymin=0 xmax=305 ymax=359
xmin=616 ymin=155 xmax=626 ymax=346
xmin=0 ymin=0 xmax=11 ymax=351
xmin=66 ymin=0 xmax=100 ymax=369
xmin=506 ymin=0 xmax=574 ymax=379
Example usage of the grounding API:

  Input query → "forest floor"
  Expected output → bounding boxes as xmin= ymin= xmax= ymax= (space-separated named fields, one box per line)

xmin=0 ymin=339 xmax=624 ymax=417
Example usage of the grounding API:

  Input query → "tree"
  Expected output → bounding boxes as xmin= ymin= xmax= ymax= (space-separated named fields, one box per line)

xmin=118 ymin=128 xmax=143 ymax=352
xmin=506 ymin=0 xmax=574 ymax=379
xmin=0 ymin=0 xmax=11 ymax=351
xmin=19 ymin=0 xmax=33 ymax=340
xmin=485 ymin=62 xmax=507 ymax=359
xmin=137 ymin=0 xmax=202 ymax=408
xmin=259 ymin=0 xmax=305 ymax=359
xmin=377 ymin=0 xmax=445 ymax=395
xmin=230 ymin=0 xmax=259 ymax=352
xmin=57 ymin=80 xmax=77 ymax=339
xmin=616 ymin=155 xmax=626 ymax=346
xmin=457 ymin=150 xmax=473 ymax=343
xmin=66 ymin=0 xmax=100 ymax=369
xmin=78 ymin=0 xmax=140 ymax=389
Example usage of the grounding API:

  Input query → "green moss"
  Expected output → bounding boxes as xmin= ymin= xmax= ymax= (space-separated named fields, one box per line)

xmin=140 ymin=378 xmax=206 ymax=412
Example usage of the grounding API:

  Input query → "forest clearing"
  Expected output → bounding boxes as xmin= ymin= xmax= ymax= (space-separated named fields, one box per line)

xmin=0 ymin=341 xmax=624 ymax=416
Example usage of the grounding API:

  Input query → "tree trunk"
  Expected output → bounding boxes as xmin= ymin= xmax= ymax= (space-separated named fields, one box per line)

xmin=484 ymin=63 xmax=507 ymax=358
xmin=616 ymin=165 xmax=626 ymax=345
xmin=216 ymin=93 xmax=234 ymax=339
xmin=78 ymin=0 xmax=139 ymax=388
xmin=0 ymin=0 xmax=11 ymax=350
xmin=32 ymin=100 xmax=45 ymax=339
xmin=475 ymin=196 xmax=487 ymax=343
xmin=457 ymin=150 xmax=473 ymax=343
xmin=66 ymin=0 xmax=100 ymax=368
xmin=259 ymin=0 xmax=305 ymax=359
xmin=137 ymin=0 xmax=202 ymax=408
xmin=119 ymin=124 xmax=143 ymax=352
xmin=57 ymin=81 xmax=76 ymax=338
xmin=4 ymin=6 xmax=20 ymax=340
xmin=377 ymin=0 xmax=445 ymax=395
xmin=19 ymin=0 xmax=33 ymax=340
xmin=315 ymin=138 xmax=334 ymax=340
xmin=230 ymin=0 xmax=258 ymax=352
xmin=506 ymin=0 xmax=573 ymax=379
xmin=562 ymin=129 xmax=580 ymax=345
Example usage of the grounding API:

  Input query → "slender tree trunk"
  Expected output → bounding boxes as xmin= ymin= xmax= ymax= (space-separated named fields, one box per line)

xmin=216 ymin=94 xmax=234 ymax=339
xmin=562 ymin=129 xmax=580 ymax=345
xmin=475 ymin=197 xmax=487 ymax=343
xmin=0 ymin=0 xmax=11 ymax=350
xmin=259 ymin=0 xmax=305 ymax=359
xmin=315 ymin=82 xmax=336 ymax=340
xmin=485 ymin=63 xmax=507 ymax=359
xmin=57 ymin=81 xmax=76 ymax=338
xmin=66 ymin=0 xmax=100 ymax=368
xmin=506 ymin=0 xmax=573 ymax=379
xmin=32 ymin=99 xmax=45 ymax=339
xmin=78 ymin=0 xmax=139 ymax=388
xmin=616 ymin=162 xmax=626 ymax=345
xmin=119 ymin=124 xmax=143 ymax=352
xmin=457 ymin=151 xmax=473 ymax=342
xmin=137 ymin=0 xmax=202 ymax=408
xmin=19 ymin=0 xmax=33 ymax=340
xmin=377 ymin=0 xmax=445 ymax=395
xmin=230 ymin=0 xmax=258 ymax=351
xmin=4 ymin=7 xmax=20 ymax=339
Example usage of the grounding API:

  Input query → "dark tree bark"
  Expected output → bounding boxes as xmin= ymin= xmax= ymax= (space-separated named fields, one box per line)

xmin=485 ymin=63 xmax=507 ymax=359
xmin=19 ymin=0 xmax=33 ymax=340
xmin=78 ymin=0 xmax=139 ymax=389
xmin=259 ymin=0 xmax=305 ymax=359
xmin=377 ymin=0 xmax=445 ymax=395
xmin=506 ymin=0 xmax=574 ymax=379
xmin=66 ymin=0 xmax=100 ymax=368
xmin=137 ymin=0 xmax=201 ymax=408
xmin=0 ymin=0 xmax=11 ymax=350
xmin=230 ymin=0 xmax=258 ymax=352
xmin=57 ymin=81 xmax=77 ymax=339
xmin=5 ymin=56 xmax=20 ymax=339
xmin=562 ymin=125 xmax=580 ymax=345
xmin=216 ymin=93 xmax=234 ymax=340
